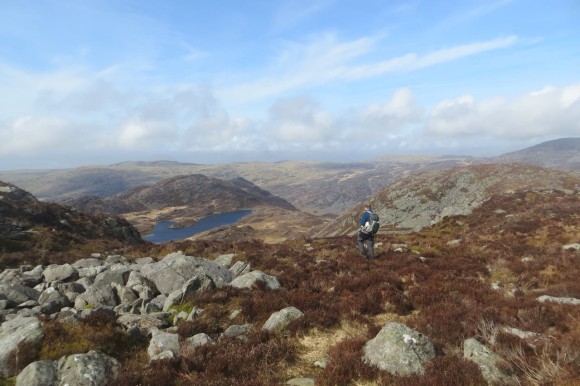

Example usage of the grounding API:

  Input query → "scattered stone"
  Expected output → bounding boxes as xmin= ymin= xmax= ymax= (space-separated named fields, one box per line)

xmin=286 ymin=377 xmax=316 ymax=385
xmin=262 ymin=306 xmax=304 ymax=332
xmin=223 ymin=324 xmax=253 ymax=339
xmin=230 ymin=270 xmax=280 ymax=290
xmin=537 ymin=295 xmax=580 ymax=305
xmin=186 ymin=333 xmax=213 ymax=349
xmin=562 ymin=243 xmax=580 ymax=251
xmin=463 ymin=338 xmax=518 ymax=385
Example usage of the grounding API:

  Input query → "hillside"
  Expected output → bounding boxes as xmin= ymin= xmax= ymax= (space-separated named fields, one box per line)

xmin=494 ymin=137 xmax=580 ymax=171
xmin=0 ymin=187 xmax=578 ymax=385
xmin=0 ymin=181 xmax=144 ymax=267
xmin=316 ymin=163 xmax=580 ymax=237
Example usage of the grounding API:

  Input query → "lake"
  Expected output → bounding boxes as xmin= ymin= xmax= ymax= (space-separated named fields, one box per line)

xmin=143 ymin=209 xmax=252 ymax=244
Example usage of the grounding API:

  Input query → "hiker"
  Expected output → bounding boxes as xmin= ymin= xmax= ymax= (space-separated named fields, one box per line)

xmin=357 ymin=203 xmax=376 ymax=259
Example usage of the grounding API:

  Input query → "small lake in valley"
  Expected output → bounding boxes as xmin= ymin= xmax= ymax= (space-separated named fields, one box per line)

xmin=143 ymin=209 xmax=252 ymax=244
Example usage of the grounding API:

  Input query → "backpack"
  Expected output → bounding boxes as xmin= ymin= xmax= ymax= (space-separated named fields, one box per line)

xmin=363 ymin=211 xmax=380 ymax=234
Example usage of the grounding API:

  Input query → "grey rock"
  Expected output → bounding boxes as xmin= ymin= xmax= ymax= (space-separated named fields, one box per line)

xmin=15 ymin=360 xmax=58 ymax=386
xmin=230 ymin=261 xmax=251 ymax=277
xmin=562 ymin=243 xmax=580 ymax=251
xmin=537 ymin=295 xmax=580 ymax=305
xmin=362 ymin=322 xmax=435 ymax=376
xmin=148 ymin=329 xmax=180 ymax=359
xmin=464 ymin=338 xmax=518 ymax=385
xmin=140 ymin=252 xmax=233 ymax=294
xmin=94 ymin=268 xmax=131 ymax=287
xmin=117 ymin=313 xmax=171 ymax=334
xmin=43 ymin=264 xmax=78 ymax=283
xmin=74 ymin=281 xmax=118 ymax=309
xmin=57 ymin=350 xmax=120 ymax=386
xmin=214 ymin=253 xmax=235 ymax=267
xmin=262 ymin=306 xmax=304 ymax=332
xmin=0 ymin=284 xmax=40 ymax=307
xmin=72 ymin=258 xmax=105 ymax=269
xmin=186 ymin=333 xmax=213 ymax=348
xmin=223 ymin=324 xmax=253 ymax=339
xmin=229 ymin=270 xmax=280 ymax=290
xmin=286 ymin=377 xmax=316 ymax=386
xmin=0 ymin=316 xmax=44 ymax=378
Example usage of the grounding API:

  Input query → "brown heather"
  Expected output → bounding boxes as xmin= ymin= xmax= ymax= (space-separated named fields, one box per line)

xmin=7 ymin=190 xmax=577 ymax=385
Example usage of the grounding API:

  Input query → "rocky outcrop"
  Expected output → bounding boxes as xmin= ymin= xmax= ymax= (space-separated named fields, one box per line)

xmin=362 ymin=322 xmax=435 ymax=376
xmin=0 ymin=180 xmax=144 ymax=255
xmin=0 ymin=251 xmax=294 ymax=381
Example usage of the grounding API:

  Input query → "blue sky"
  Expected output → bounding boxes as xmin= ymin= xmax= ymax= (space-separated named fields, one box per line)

xmin=0 ymin=0 xmax=579 ymax=170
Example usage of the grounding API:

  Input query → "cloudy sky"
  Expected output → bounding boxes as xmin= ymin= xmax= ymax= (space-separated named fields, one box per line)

xmin=1 ymin=0 xmax=579 ymax=170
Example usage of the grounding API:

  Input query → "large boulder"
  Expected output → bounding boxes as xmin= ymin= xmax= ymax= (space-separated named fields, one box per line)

xmin=57 ymin=350 xmax=120 ymax=386
xmin=0 ymin=316 xmax=44 ymax=378
xmin=140 ymin=252 xmax=233 ymax=294
xmin=362 ymin=322 xmax=435 ymax=376
xmin=463 ymin=338 xmax=518 ymax=385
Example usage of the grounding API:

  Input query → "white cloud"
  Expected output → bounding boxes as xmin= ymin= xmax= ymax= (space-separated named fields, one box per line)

xmin=359 ymin=88 xmax=423 ymax=132
xmin=425 ymin=84 xmax=580 ymax=140
xmin=266 ymin=96 xmax=338 ymax=144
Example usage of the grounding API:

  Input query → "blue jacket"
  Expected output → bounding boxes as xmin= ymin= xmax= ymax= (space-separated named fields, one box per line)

xmin=360 ymin=210 xmax=372 ymax=227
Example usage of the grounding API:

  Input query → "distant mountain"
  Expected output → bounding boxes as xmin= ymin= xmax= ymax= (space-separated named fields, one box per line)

xmin=63 ymin=174 xmax=296 ymax=215
xmin=494 ymin=137 xmax=580 ymax=170
xmin=0 ymin=181 xmax=143 ymax=265
xmin=315 ymin=163 xmax=580 ymax=237
xmin=60 ymin=174 xmax=300 ymax=237
xmin=0 ymin=156 xmax=476 ymax=215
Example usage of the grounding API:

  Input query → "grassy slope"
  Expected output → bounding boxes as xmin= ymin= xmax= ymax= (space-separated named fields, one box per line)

xmin=17 ymin=189 xmax=579 ymax=385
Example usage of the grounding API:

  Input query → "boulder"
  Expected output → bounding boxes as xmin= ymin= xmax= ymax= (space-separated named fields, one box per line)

xmin=15 ymin=360 xmax=58 ymax=386
xmin=229 ymin=270 xmax=280 ymax=290
xmin=148 ymin=329 xmax=180 ymax=360
xmin=0 ymin=284 xmax=40 ymax=307
xmin=43 ymin=264 xmax=78 ymax=282
xmin=185 ymin=333 xmax=213 ymax=349
xmin=57 ymin=350 xmax=120 ymax=386
xmin=262 ymin=307 xmax=304 ymax=332
xmin=463 ymin=338 xmax=518 ymax=385
xmin=140 ymin=252 xmax=233 ymax=294
xmin=362 ymin=322 xmax=435 ymax=376
xmin=74 ymin=280 xmax=118 ymax=309
xmin=0 ymin=316 xmax=44 ymax=378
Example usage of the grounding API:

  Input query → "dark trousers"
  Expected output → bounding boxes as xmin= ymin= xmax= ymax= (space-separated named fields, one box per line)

xmin=357 ymin=231 xmax=375 ymax=259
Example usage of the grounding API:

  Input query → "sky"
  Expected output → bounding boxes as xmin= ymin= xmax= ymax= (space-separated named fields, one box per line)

xmin=1 ymin=0 xmax=579 ymax=170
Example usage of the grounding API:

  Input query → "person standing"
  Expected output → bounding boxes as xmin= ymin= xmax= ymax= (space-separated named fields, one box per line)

xmin=357 ymin=203 xmax=376 ymax=259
